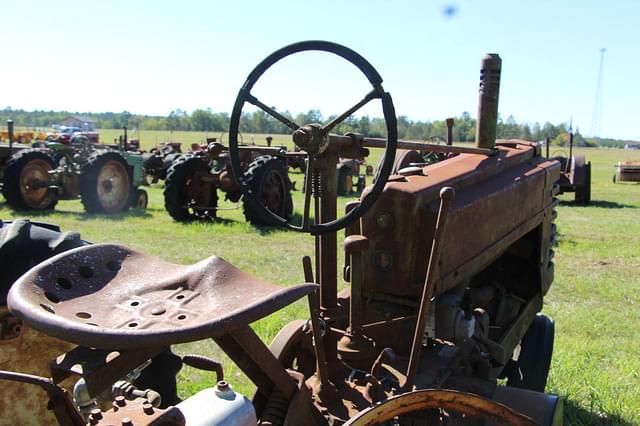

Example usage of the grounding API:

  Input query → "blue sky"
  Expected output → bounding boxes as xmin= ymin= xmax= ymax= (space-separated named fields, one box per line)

xmin=1 ymin=0 xmax=638 ymax=140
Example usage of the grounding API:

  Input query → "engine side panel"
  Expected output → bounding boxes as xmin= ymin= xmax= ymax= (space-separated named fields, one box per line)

xmin=360 ymin=140 xmax=560 ymax=299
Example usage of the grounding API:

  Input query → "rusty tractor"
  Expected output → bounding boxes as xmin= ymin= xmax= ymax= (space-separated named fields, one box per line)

xmin=141 ymin=141 xmax=185 ymax=184
xmin=613 ymin=161 xmax=640 ymax=183
xmin=1 ymin=41 xmax=562 ymax=425
xmin=1 ymin=124 xmax=148 ymax=213
xmin=163 ymin=138 xmax=305 ymax=225
xmin=547 ymin=132 xmax=591 ymax=204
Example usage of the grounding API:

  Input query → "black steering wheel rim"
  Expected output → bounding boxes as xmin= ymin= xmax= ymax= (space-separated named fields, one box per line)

xmin=229 ymin=40 xmax=397 ymax=235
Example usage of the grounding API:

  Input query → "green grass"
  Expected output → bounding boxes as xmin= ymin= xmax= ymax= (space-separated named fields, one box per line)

xmin=543 ymin=147 xmax=640 ymax=425
xmin=1 ymin=134 xmax=639 ymax=424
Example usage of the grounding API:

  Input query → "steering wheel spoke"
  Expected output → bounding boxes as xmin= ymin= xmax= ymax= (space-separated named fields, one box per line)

xmin=243 ymin=90 xmax=300 ymax=131
xmin=321 ymin=88 xmax=381 ymax=135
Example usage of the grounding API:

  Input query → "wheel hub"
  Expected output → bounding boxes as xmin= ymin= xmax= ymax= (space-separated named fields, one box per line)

xmin=292 ymin=124 xmax=328 ymax=155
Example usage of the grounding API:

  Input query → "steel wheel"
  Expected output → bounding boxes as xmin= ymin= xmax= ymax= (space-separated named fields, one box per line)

xmin=344 ymin=389 xmax=539 ymax=426
xmin=2 ymin=149 xmax=57 ymax=210
xmin=81 ymin=151 xmax=133 ymax=213
xmin=19 ymin=159 xmax=53 ymax=209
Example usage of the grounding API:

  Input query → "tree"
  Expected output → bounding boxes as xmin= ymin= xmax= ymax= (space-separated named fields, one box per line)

xmin=191 ymin=108 xmax=215 ymax=131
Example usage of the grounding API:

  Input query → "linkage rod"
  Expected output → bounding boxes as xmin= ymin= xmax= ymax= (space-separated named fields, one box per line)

xmin=327 ymin=134 xmax=498 ymax=156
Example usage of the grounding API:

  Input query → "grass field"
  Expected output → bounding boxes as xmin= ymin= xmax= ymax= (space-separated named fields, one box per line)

xmin=1 ymin=131 xmax=639 ymax=425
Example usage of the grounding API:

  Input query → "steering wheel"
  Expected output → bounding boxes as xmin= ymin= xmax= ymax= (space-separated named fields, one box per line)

xmin=229 ymin=40 xmax=397 ymax=235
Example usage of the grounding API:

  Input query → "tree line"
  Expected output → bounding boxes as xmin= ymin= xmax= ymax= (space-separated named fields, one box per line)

xmin=0 ymin=107 xmax=631 ymax=148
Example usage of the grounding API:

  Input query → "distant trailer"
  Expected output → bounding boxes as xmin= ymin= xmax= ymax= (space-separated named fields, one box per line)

xmin=613 ymin=161 xmax=640 ymax=183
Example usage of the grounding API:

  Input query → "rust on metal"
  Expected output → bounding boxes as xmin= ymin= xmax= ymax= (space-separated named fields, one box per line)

xmin=446 ymin=117 xmax=454 ymax=145
xmin=50 ymin=345 xmax=165 ymax=397
xmin=8 ymin=244 xmax=317 ymax=349
xmin=614 ymin=161 xmax=640 ymax=182
xmin=405 ymin=186 xmax=454 ymax=390
xmin=88 ymin=397 xmax=185 ymax=426
xmin=475 ymin=54 xmax=502 ymax=149
xmin=0 ymin=370 xmax=85 ymax=426
xmin=343 ymin=389 xmax=540 ymax=426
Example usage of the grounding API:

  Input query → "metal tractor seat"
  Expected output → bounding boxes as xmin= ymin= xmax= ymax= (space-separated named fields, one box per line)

xmin=8 ymin=244 xmax=316 ymax=349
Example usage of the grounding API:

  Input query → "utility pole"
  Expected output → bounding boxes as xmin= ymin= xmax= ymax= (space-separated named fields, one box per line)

xmin=590 ymin=48 xmax=606 ymax=138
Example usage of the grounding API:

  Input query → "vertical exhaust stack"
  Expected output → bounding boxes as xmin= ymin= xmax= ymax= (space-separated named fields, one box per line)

xmin=7 ymin=120 xmax=14 ymax=149
xmin=445 ymin=118 xmax=454 ymax=146
xmin=475 ymin=54 xmax=502 ymax=150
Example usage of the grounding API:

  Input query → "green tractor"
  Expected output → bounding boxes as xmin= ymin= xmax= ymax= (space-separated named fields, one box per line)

xmin=2 ymin=134 xmax=147 ymax=213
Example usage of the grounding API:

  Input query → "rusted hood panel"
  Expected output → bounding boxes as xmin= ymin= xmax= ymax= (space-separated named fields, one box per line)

xmin=362 ymin=140 xmax=560 ymax=297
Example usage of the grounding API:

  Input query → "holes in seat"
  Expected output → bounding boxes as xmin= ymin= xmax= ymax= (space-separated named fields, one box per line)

xmin=57 ymin=277 xmax=72 ymax=290
xmin=76 ymin=312 xmax=92 ymax=319
xmin=78 ymin=266 xmax=93 ymax=278
xmin=40 ymin=304 xmax=55 ymax=314
xmin=106 ymin=260 xmax=121 ymax=271
xmin=128 ymin=322 xmax=138 ymax=328
xmin=45 ymin=292 xmax=60 ymax=304
xmin=177 ymin=314 xmax=187 ymax=320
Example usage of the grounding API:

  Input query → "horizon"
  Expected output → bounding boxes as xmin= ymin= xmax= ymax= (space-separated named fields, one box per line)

xmin=4 ymin=106 xmax=636 ymax=143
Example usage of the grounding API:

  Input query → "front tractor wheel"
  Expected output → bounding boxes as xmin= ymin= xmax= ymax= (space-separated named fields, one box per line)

xmin=2 ymin=149 xmax=58 ymax=210
xmin=505 ymin=313 xmax=555 ymax=392
xmin=575 ymin=162 xmax=591 ymax=204
xmin=80 ymin=151 xmax=133 ymax=213
xmin=131 ymin=188 xmax=148 ymax=209
xmin=242 ymin=156 xmax=293 ymax=226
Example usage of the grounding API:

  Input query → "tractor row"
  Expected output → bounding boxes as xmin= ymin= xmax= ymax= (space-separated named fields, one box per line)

xmin=1 ymin=123 xmax=371 ymax=225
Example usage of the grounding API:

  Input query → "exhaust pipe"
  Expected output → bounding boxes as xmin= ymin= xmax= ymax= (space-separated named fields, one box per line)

xmin=445 ymin=118 xmax=454 ymax=146
xmin=7 ymin=120 xmax=14 ymax=149
xmin=475 ymin=54 xmax=502 ymax=150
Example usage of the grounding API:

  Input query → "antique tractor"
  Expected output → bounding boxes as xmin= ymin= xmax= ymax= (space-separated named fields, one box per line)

xmin=613 ymin=161 xmax=640 ymax=183
xmin=141 ymin=141 xmax=185 ymax=184
xmin=547 ymin=132 xmax=591 ymax=204
xmin=1 ymin=131 xmax=148 ymax=213
xmin=1 ymin=41 xmax=562 ymax=425
xmin=162 ymin=138 xmax=305 ymax=225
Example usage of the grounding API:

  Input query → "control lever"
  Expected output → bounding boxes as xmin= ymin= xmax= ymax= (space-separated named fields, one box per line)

xmin=182 ymin=354 xmax=224 ymax=383
xmin=404 ymin=187 xmax=455 ymax=390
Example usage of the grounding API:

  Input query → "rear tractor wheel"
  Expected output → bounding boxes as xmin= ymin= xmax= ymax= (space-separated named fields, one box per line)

xmin=163 ymin=155 xmax=217 ymax=221
xmin=80 ymin=151 xmax=133 ymax=213
xmin=2 ymin=149 xmax=57 ymax=210
xmin=242 ymin=155 xmax=293 ymax=226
